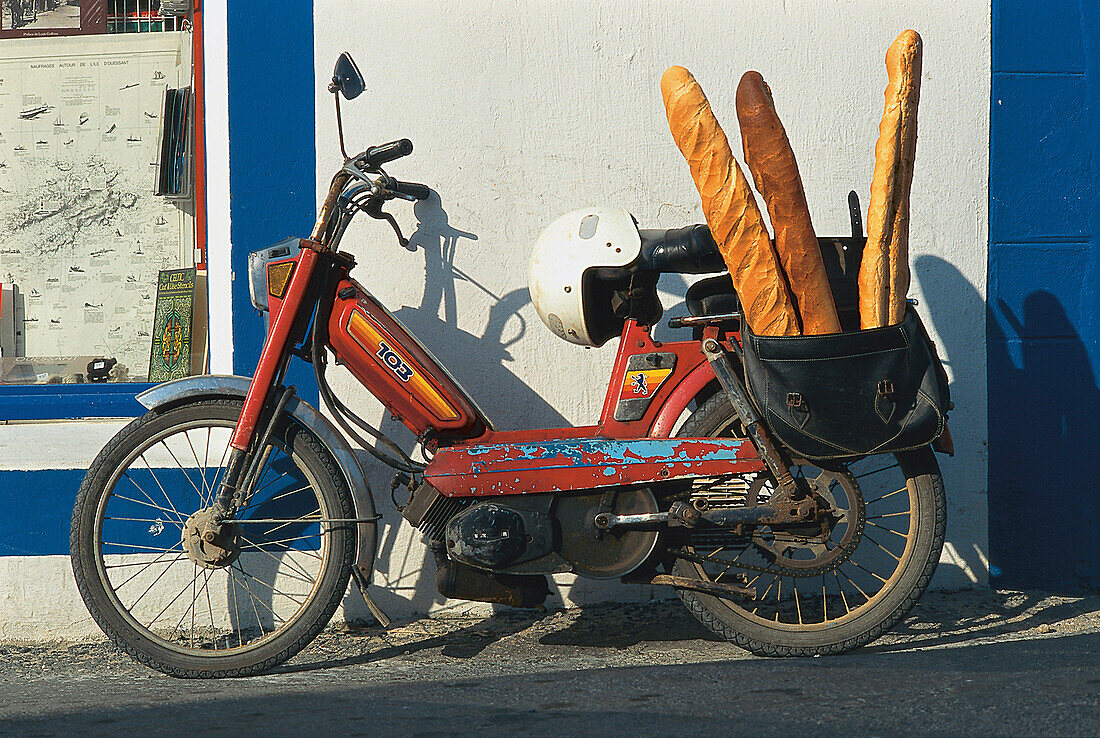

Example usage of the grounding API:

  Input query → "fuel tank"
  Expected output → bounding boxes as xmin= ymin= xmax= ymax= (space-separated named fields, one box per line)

xmin=327 ymin=279 xmax=491 ymax=440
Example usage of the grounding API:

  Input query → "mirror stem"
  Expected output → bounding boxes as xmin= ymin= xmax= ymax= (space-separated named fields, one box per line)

xmin=334 ymin=90 xmax=349 ymax=160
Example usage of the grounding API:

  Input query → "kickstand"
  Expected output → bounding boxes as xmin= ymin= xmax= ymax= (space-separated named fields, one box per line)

xmin=351 ymin=567 xmax=391 ymax=629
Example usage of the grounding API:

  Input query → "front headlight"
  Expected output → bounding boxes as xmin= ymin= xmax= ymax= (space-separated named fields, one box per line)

xmin=247 ymin=238 xmax=301 ymax=312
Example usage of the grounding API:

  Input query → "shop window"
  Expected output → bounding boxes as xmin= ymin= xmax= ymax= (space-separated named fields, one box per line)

xmin=0 ymin=2 xmax=206 ymax=416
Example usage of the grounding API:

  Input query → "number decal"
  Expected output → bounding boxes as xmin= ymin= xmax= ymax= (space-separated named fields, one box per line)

xmin=377 ymin=340 xmax=414 ymax=382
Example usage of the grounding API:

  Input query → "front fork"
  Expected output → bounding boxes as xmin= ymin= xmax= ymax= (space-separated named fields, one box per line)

xmin=211 ymin=245 xmax=323 ymax=520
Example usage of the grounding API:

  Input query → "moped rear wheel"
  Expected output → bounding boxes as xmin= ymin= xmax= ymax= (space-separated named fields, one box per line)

xmin=673 ymin=392 xmax=946 ymax=656
xmin=71 ymin=398 xmax=354 ymax=677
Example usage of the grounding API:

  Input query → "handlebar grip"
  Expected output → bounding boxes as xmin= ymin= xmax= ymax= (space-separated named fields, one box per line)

xmin=364 ymin=138 xmax=413 ymax=168
xmin=393 ymin=180 xmax=431 ymax=201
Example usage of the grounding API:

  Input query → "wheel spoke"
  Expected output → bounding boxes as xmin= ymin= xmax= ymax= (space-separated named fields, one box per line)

xmin=864 ymin=534 xmax=902 ymax=562
xmin=118 ymin=477 xmax=186 ymax=527
xmin=157 ymin=440 xmax=206 ymax=504
xmin=834 ymin=570 xmax=852 ymax=614
xmin=230 ymin=561 xmax=285 ymax=626
xmin=147 ymin=563 xmax=203 ymax=629
xmin=137 ymin=453 xmax=189 ymax=524
xmin=184 ymin=431 xmax=210 ymax=508
xmin=112 ymin=549 xmax=186 ymax=592
xmin=231 ymin=563 xmax=307 ymax=609
xmin=854 ymin=463 xmax=899 ymax=480
xmin=121 ymin=550 xmax=186 ymax=611
xmin=867 ymin=520 xmax=909 ymax=538
xmin=237 ymin=533 xmax=318 ymax=584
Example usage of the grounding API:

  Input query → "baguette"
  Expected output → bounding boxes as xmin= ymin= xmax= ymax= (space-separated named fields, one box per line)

xmin=660 ymin=66 xmax=800 ymax=336
xmin=859 ymin=29 xmax=922 ymax=328
xmin=736 ymin=71 xmax=841 ymax=335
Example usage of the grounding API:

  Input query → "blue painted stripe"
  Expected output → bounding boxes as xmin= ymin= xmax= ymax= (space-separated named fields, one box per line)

xmin=988 ymin=0 xmax=1100 ymax=589
xmin=0 ymin=469 xmax=84 ymax=556
xmin=226 ymin=0 xmax=317 ymax=400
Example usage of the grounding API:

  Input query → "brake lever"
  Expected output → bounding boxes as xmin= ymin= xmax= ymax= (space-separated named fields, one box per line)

xmin=364 ymin=199 xmax=409 ymax=249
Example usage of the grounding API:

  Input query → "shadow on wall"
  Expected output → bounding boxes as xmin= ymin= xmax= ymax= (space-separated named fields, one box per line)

xmin=349 ymin=192 xmax=576 ymax=618
xmin=913 ymin=255 xmax=991 ymax=588
xmin=918 ymin=254 xmax=1100 ymax=591
xmin=987 ymin=291 xmax=1100 ymax=591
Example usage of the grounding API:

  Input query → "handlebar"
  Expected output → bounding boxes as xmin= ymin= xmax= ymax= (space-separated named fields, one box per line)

xmin=392 ymin=180 xmax=431 ymax=201
xmin=362 ymin=138 xmax=413 ymax=169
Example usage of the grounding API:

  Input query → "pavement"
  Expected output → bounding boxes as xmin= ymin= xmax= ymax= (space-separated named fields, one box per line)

xmin=1 ymin=588 xmax=1098 ymax=736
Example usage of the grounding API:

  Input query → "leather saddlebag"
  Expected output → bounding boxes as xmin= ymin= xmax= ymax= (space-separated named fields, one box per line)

xmin=742 ymin=307 xmax=950 ymax=461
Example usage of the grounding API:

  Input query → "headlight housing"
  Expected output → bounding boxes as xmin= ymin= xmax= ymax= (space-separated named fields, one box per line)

xmin=247 ymin=238 xmax=302 ymax=312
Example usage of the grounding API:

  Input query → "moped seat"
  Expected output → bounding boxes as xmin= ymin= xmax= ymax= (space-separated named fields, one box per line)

xmin=685 ymin=273 xmax=740 ymax=317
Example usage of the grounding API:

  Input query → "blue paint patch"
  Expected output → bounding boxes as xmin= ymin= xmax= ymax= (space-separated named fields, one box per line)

xmin=603 ymin=466 xmax=616 ymax=476
xmin=434 ymin=438 xmax=747 ymax=477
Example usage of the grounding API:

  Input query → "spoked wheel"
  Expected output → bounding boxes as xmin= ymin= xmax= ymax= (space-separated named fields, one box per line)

xmin=71 ymin=398 xmax=355 ymax=677
xmin=673 ymin=392 xmax=946 ymax=656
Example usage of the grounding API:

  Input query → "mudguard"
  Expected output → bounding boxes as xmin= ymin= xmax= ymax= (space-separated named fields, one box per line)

xmin=648 ymin=361 xmax=719 ymax=438
xmin=136 ymin=375 xmax=378 ymax=586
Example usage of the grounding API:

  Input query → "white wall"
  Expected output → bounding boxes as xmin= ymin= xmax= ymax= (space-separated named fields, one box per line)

xmin=315 ymin=0 xmax=992 ymax=621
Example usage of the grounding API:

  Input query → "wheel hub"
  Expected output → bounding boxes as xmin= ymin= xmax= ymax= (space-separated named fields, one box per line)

xmin=181 ymin=508 xmax=242 ymax=569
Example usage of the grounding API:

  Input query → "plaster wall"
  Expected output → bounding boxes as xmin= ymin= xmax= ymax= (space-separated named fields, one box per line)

xmin=0 ymin=0 xmax=992 ymax=641
xmin=314 ymin=0 xmax=991 ymax=621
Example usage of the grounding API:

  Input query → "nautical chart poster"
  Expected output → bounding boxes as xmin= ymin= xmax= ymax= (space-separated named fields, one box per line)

xmin=0 ymin=33 xmax=193 ymax=381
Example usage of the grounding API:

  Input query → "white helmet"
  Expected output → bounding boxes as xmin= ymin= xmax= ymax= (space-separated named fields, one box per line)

xmin=529 ymin=207 xmax=643 ymax=347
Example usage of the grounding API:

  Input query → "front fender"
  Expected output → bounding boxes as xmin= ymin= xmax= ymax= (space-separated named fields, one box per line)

xmin=136 ymin=375 xmax=378 ymax=584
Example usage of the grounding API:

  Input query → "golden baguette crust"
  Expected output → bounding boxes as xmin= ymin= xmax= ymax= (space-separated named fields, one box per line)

xmin=736 ymin=71 xmax=841 ymax=335
xmin=859 ymin=29 xmax=922 ymax=328
xmin=660 ymin=66 xmax=799 ymax=336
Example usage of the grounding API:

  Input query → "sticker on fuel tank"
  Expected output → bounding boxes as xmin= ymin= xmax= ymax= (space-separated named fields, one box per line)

xmin=346 ymin=310 xmax=460 ymax=420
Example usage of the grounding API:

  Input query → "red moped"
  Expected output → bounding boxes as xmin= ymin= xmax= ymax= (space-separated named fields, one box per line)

xmin=71 ymin=53 xmax=948 ymax=677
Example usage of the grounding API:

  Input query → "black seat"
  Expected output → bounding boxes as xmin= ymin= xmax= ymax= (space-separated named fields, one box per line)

xmin=686 ymin=274 xmax=740 ymax=316
xmin=680 ymin=236 xmax=867 ymax=328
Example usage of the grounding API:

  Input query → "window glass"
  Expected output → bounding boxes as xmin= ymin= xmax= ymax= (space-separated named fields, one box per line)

xmin=0 ymin=30 xmax=204 ymax=385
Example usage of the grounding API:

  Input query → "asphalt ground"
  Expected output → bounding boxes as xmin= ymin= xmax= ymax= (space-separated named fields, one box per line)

xmin=1 ymin=588 xmax=1098 ymax=736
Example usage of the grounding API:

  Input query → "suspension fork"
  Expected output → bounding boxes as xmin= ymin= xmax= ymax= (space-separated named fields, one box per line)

xmin=212 ymin=245 xmax=322 ymax=517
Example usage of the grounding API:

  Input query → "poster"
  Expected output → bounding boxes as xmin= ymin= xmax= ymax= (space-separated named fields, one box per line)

xmin=147 ymin=267 xmax=193 ymax=382
xmin=0 ymin=33 xmax=193 ymax=381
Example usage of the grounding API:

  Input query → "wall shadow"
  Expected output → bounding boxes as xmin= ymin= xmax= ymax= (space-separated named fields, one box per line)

xmin=911 ymin=255 xmax=990 ymax=586
xmin=918 ymin=254 xmax=1100 ymax=591
xmin=346 ymin=192 xmax=574 ymax=618
xmin=986 ymin=291 xmax=1100 ymax=591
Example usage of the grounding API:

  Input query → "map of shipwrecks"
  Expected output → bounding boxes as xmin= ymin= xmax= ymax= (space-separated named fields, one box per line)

xmin=0 ymin=37 xmax=189 ymax=377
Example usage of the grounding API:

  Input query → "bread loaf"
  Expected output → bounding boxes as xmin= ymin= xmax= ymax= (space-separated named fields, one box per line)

xmin=736 ymin=71 xmax=841 ymax=335
xmin=859 ymin=30 xmax=922 ymax=328
xmin=660 ymin=66 xmax=800 ymax=337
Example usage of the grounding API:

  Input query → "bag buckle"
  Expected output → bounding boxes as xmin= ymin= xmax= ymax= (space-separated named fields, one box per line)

xmin=786 ymin=392 xmax=803 ymax=408
xmin=877 ymin=380 xmax=894 ymax=398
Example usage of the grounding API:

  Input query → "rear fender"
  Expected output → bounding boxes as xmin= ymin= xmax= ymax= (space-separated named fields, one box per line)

xmin=136 ymin=375 xmax=378 ymax=584
xmin=648 ymin=362 xmax=719 ymax=438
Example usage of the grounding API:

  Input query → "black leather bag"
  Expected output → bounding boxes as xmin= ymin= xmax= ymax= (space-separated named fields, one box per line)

xmin=742 ymin=307 xmax=950 ymax=461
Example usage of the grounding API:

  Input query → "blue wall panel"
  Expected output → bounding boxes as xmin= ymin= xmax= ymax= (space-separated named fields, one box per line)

xmin=989 ymin=1 xmax=1100 ymax=589
xmin=0 ymin=469 xmax=84 ymax=556
xmin=226 ymin=0 xmax=317 ymax=397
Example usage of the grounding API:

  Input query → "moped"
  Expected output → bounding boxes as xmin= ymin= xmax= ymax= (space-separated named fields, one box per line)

xmin=71 ymin=53 xmax=949 ymax=677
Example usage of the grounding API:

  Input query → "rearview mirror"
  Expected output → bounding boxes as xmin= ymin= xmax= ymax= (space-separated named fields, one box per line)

xmin=332 ymin=52 xmax=365 ymax=100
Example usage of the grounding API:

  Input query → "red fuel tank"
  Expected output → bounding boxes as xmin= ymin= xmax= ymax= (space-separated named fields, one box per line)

xmin=327 ymin=279 xmax=491 ymax=441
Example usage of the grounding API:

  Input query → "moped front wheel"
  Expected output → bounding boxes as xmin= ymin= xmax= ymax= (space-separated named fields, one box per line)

xmin=71 ymin=398 xmax=355 ymax=677
xmin=673 ymin=392 xmax=946 ymax=656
